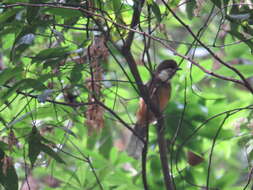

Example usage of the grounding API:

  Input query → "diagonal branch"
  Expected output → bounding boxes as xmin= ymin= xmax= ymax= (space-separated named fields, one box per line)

xmin=124 ymin=0 xmax=145 ymax=50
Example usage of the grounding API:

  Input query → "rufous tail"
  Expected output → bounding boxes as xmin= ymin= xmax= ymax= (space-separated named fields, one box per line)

xmin=127 ymin=123 xmax=146 ymax=159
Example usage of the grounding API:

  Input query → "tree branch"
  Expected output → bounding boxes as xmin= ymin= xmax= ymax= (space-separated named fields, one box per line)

xmin=124 ymin=0 xmax=145 ymax=50
xmin=156 ymin=116 xmax=175 ymax=190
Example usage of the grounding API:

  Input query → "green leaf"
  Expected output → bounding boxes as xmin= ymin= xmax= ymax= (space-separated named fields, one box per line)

xmin=3 ymin=0 xmax=28 ymax=2
xmin=70 ymin=64 xmax=83 ymax=83
xmin=0 ymin=26 xmax=18 ymax=37
xmin=39 ymin=143 xmax=65 ymax=164
xmin=210 ymin=0 xmax=222 ymax=8
xmin=112 ymin=0 xmax=124 ymax=25
xmin=0 ymin=9 xmax=20 ymax=24
xmin=151 ymin=3 xmax=162 ymax=23
xmin=44 ymin=8 xmax=82 ymax=18
xmin=28 ymin=142 xmax=41 ymax=168
xmin=199 ymin=122 xmax=234 ymax=139
xmin=0 ymin=142 xmax=8 ymax=153
xmin=186 ymin=0 xmax=196 ymax=20
xmin=228 ymin=4 xmax=240 ymax=32
xmin=191 ymin=59 xmax=213 ymax=83
xmin=28 ymin=127 xmax=42 ymax=167
xmin=0 ymin=147 xmax=4 ymax=160
xmin=37 ymin=73 xmax=57 ymax=83
xmin=19 ymin=78 xmax=47 ymax=91
xmin=98 ymin=124 xmax=113 ymax=159
xmin=8 ymin=111 xmax=34 ymax=127
xmin=40 ymin=135 xmax=55 ymax=145
xmin=63 ymin=16 xmax=79 ymax=27
xmin=26 ymin=7 xmax=40 ymax=24
xmin=1 ymin=81 xmax=24 ymax=102
xmin=26 ymin=0 xmax=41 ymax=24
xmin=150 ymin=155 xmax=161 ymax=176
xmin=1 ymin=77 xmax=46 ymax=103
xmin=32 ymin=47 xmax=70 ymax=63
xmin=0 ymin=159 xmax=19 ymax=190
xmin=10 ymin=25 xmax=36 ymax=62
xmin=228 ymin=13 xmax=250 ymax=21
xmin=82 ymin=39 xmax=92 ymax=48
xmin=234 ymin=64 xmax=253 ymax=78
xmin=112 ymin=0 xmax=122 ymax=13
xmin=224 ymin=34 xmax=249 ymax=60
xmin=43 ymin=58 xmax=62 ymax=68
xmin=196 ymin=91 xmax=226 ymax=99
xmin=59 ymin=126 xmax=77 ymax=138
xmin=169 ymin=0 xmax=181 ymax=7
xmin=0 ymin=66 xmax=23 ymax=86
xmin=27 ymin=126 xmax=64 ymax=166
xmin=228 ymin=30 xmax=253 ymax=54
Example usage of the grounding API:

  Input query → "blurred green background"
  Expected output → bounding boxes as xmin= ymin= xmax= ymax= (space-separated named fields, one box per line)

xmin=0 ymin=0 xmax=253 ymax=189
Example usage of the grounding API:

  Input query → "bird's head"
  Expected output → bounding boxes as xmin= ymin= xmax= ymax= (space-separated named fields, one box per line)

xmin=155 ymin=60 xmax=180 ymax=82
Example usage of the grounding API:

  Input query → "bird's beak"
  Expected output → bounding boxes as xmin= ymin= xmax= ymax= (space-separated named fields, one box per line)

xmin=176 ymin=68 xmax=182 ymax=71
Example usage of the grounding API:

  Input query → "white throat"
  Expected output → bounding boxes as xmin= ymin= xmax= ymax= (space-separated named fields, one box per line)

xmin=158 ymin=70 xmax=169 ymax=82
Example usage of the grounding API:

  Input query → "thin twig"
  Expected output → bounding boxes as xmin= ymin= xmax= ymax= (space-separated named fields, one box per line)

xmin=141 ymin=122 xmax=149 ymax=190
xmin=206 ymin=114 xmax=229 ymax=189
xmin=87 ymin=157 xmax=104 ymax=190
xmin=3 ymin=84 xmax=93 ymax=107
xmin=243 ymin=166 xmax=253 ymax=190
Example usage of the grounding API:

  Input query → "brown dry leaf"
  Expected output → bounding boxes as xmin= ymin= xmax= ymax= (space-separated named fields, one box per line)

xmin=21 ymin=175 xmax=40 ymax=190
xmin=42 ymin=175 xmax=60 ymax=188
xmin=187 ymin=151 xmax=204 ymax=166
xmin=85 ymin=35 xmax=108 ymax=134
xmin=2 ymin=156 xmax=13 ymax=176
xmin=8 ymin=130 xmax=18 ymax=151
xmin=86 ymin=104 xmax=105 ymax=134
xmin=194 ymin=0 xmax=205 ymax=17
xmin=0 ymin=52 xmax=4 ymax=70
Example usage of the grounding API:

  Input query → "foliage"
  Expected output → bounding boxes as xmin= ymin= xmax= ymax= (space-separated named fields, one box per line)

xmin=0 ymin=0 xmax=253 ymax=190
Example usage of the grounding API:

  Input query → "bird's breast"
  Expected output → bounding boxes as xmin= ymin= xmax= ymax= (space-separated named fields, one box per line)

xmin=156 ymin=84 xmax=171 ymax=111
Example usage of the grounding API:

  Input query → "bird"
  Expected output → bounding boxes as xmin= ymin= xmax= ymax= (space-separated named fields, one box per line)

xmin=127 ymin=60 xmax=180 ymax=159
